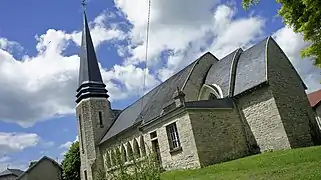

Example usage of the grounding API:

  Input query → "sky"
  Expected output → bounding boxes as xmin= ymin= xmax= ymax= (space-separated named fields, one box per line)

xmin=0 ymin=0 xmax=321 ymax=171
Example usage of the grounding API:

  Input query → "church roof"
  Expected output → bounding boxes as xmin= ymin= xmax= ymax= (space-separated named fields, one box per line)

xmin=205 ymin=48 xmax=243 ymax=97
xmin=233 ymin=38 xmax=268 ymax=96
xmin=100 ymin=60 xmax=197 ymax=142
xmin=99 ymin=37 xmax=307 ymax=144
xmin=0 ymin=168 xmax=24 ymax=177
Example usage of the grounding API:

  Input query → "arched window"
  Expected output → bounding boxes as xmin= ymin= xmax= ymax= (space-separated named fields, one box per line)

xmin=133 ymin=139 xmax=140 ymax=158
xmin=198 ymin=84 xmax=223 ymax=100
xmin=140 ymin=136 xmax=146 ymax=156
xmin=110 ymin=149 xmax=117 ymax=166
xmin=115 ymin=147 xmax=121 ymax=164
xmin=126 ymin=142 xmax=133 ymax=161
xmin=103 ymin=151 xmax=111 ymax=168
xmin=120 ymin=144 xmax=127 ymax=162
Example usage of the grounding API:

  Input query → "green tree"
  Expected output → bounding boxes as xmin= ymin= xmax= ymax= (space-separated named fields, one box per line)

xmin=29 ymin=161 xmax=37 ymax=167
xmin=61 ymin=141 xmax=80 ymax=180
xmin=242 ymin=0 xmax=321 ymax=67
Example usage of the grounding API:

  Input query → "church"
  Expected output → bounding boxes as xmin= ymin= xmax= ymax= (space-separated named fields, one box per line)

xmin=75 ymin=11 xmax=321 ymax=180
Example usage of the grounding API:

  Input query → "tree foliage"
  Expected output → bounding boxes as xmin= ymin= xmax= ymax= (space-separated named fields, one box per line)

xmin=242 ymin=0 xmax=321 ymax=67
xmin=61 ymin=141 xmax=81 ymax=180
xmin=98 ymin=148 xmax=161 ymax=180
xmin=29 ymin=161 xmax=37 ymax=167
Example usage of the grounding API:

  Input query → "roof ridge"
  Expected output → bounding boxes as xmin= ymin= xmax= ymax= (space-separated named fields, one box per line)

xmin=113 ymin=57 xmax=200 ymax=114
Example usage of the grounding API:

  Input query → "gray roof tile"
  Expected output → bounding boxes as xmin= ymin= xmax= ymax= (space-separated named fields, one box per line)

xmin=205 ymin=49 xmax=242 ymax=97
xmin=233 ymin=38 xmax=268 ymax=96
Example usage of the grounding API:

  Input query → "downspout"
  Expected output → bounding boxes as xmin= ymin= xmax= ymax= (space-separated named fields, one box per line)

xmin=231 ymin=97 xmax=251 ymax=155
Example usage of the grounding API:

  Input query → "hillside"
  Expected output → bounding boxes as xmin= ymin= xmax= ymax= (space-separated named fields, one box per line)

xmin=161 ymin=146 xmax=321 ymax=180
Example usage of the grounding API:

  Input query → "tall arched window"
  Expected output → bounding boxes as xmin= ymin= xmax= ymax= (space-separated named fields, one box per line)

xmin=121 ymin=144 xmax=127 ymax=162
xmin=133 ymin=139 xmax=140 ymax=158
xmin=198 ymin=84 xmax=223 ymax=100
xmin=103 ymin=151 xmax=111 ymax=168
xmin=126 ymin=142 xmax=133 ymax=161
xmin=140 ymin=136 xmax=146 ymax=156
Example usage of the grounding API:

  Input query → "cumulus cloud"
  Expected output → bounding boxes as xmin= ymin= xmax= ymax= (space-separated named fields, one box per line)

xmin=59 ymin=141 xmax=73 ymax=149
xmin=0 ymin=11 xmax=156 ymax=127
xmin=114 ymin=1 xmax=265 ymax=81
xmin=0 ymin=132 xmax=40 ymax=157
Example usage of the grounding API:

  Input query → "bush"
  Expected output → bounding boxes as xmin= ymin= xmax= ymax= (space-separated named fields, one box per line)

xmin=97 ymin=150 xmax=161 ymax=180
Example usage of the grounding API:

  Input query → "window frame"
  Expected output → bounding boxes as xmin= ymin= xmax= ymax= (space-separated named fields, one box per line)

xmin=166 ymin=122 xmax=181 ymax=151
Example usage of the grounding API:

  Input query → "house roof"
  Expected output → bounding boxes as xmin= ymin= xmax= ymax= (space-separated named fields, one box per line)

xmin=17 ymin=156 xmax=61 ymax=180
xmin=307 ymin=89 xmax=321 ymax=108
xmin=0 ymin=168 xmax=24 ymax=177
xmin=99 ymin=36 xmax=307 ymax=144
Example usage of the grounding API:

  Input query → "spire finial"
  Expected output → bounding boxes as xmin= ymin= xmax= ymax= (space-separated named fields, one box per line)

xmin=81 ymin=0 xmax=87 ymax=11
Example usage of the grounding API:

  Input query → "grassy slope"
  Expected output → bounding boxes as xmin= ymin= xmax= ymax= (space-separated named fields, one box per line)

xmin=161 ymin=146 xmax=321 ymax=180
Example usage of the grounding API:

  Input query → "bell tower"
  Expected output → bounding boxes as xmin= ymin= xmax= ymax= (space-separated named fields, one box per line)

xmin=76 ymin=5 xmax=114 ymax=180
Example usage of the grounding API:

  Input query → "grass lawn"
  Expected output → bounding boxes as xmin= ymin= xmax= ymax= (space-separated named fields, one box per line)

xmin=161 ymin=146 xmax=321 ymax=180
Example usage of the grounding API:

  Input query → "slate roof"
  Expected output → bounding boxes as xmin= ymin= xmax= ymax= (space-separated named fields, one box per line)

xmin=0 ymin=168 xmax=24 ymax=177
xmin=205 ymin=48 xmax=243 ymax=97
xmin=100 ymin=61 xmax=197 ymax=142
xmin=307 ymin=89 xmax=321 ymax=108
xmin=17 ymin=156 xmax=62 ymax=180
xmin=233 ymin=38 xmax=268 ymax=96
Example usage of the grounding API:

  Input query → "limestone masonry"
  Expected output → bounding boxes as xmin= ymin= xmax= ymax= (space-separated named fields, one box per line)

xmin=76 ymin=11 xmax=321 ymax=180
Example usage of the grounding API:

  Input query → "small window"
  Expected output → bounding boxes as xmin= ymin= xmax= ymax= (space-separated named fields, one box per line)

xmin=150 ymin=131 xmax=157 ymax=139
xmin=99 ymin=111 xmax=103 ymax=128
xmin=166 ymin=123 xmax=181 ymax=150
xmin=79 ymin=115 xmax=85 ymax=154
xmin=84 ymin=170 xmax=88 ymax=180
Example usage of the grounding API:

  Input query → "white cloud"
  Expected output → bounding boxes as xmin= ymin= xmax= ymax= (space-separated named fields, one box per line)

xmin=0 ymin=11 xmax=155 ymax=127
xmin=59 ymin=141 xmax=73 ymax=149
xmin=114 ymin=1 xmax=265 ymax=80
xmin=0 ymin=156 xmax=10 ymax=163
xmin=0 ymin=132 xmax=40 ymax=157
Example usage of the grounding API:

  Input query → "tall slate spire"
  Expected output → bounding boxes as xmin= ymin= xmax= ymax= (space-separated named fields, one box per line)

xmin=76 ymin=11 xmax=108 ymax=103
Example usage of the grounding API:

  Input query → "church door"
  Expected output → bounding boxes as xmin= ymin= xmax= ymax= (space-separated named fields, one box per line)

xmin=151 ymin=139 xmax=162 ymax=166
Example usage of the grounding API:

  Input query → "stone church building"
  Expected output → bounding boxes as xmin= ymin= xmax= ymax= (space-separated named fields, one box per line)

xmin=76 ymin=12 xmax=321 ymax=180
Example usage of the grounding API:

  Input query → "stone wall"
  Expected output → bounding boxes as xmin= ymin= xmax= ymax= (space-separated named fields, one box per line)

xmin=142 ymin=111 xmax=200 ymax=170
xmin=267 ymin=38 xmax=318 ymax=147
xmin=76 ymin=98 xmax=112 ymax=180
xmin=236 ymin=86 xmax=291 ymax=152
xmin=188 ymin=108 xmax=248 ymax=166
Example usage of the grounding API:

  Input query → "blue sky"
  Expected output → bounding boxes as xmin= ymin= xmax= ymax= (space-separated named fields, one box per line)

xmin=0 ymin=0 xmax=320 ymax=171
